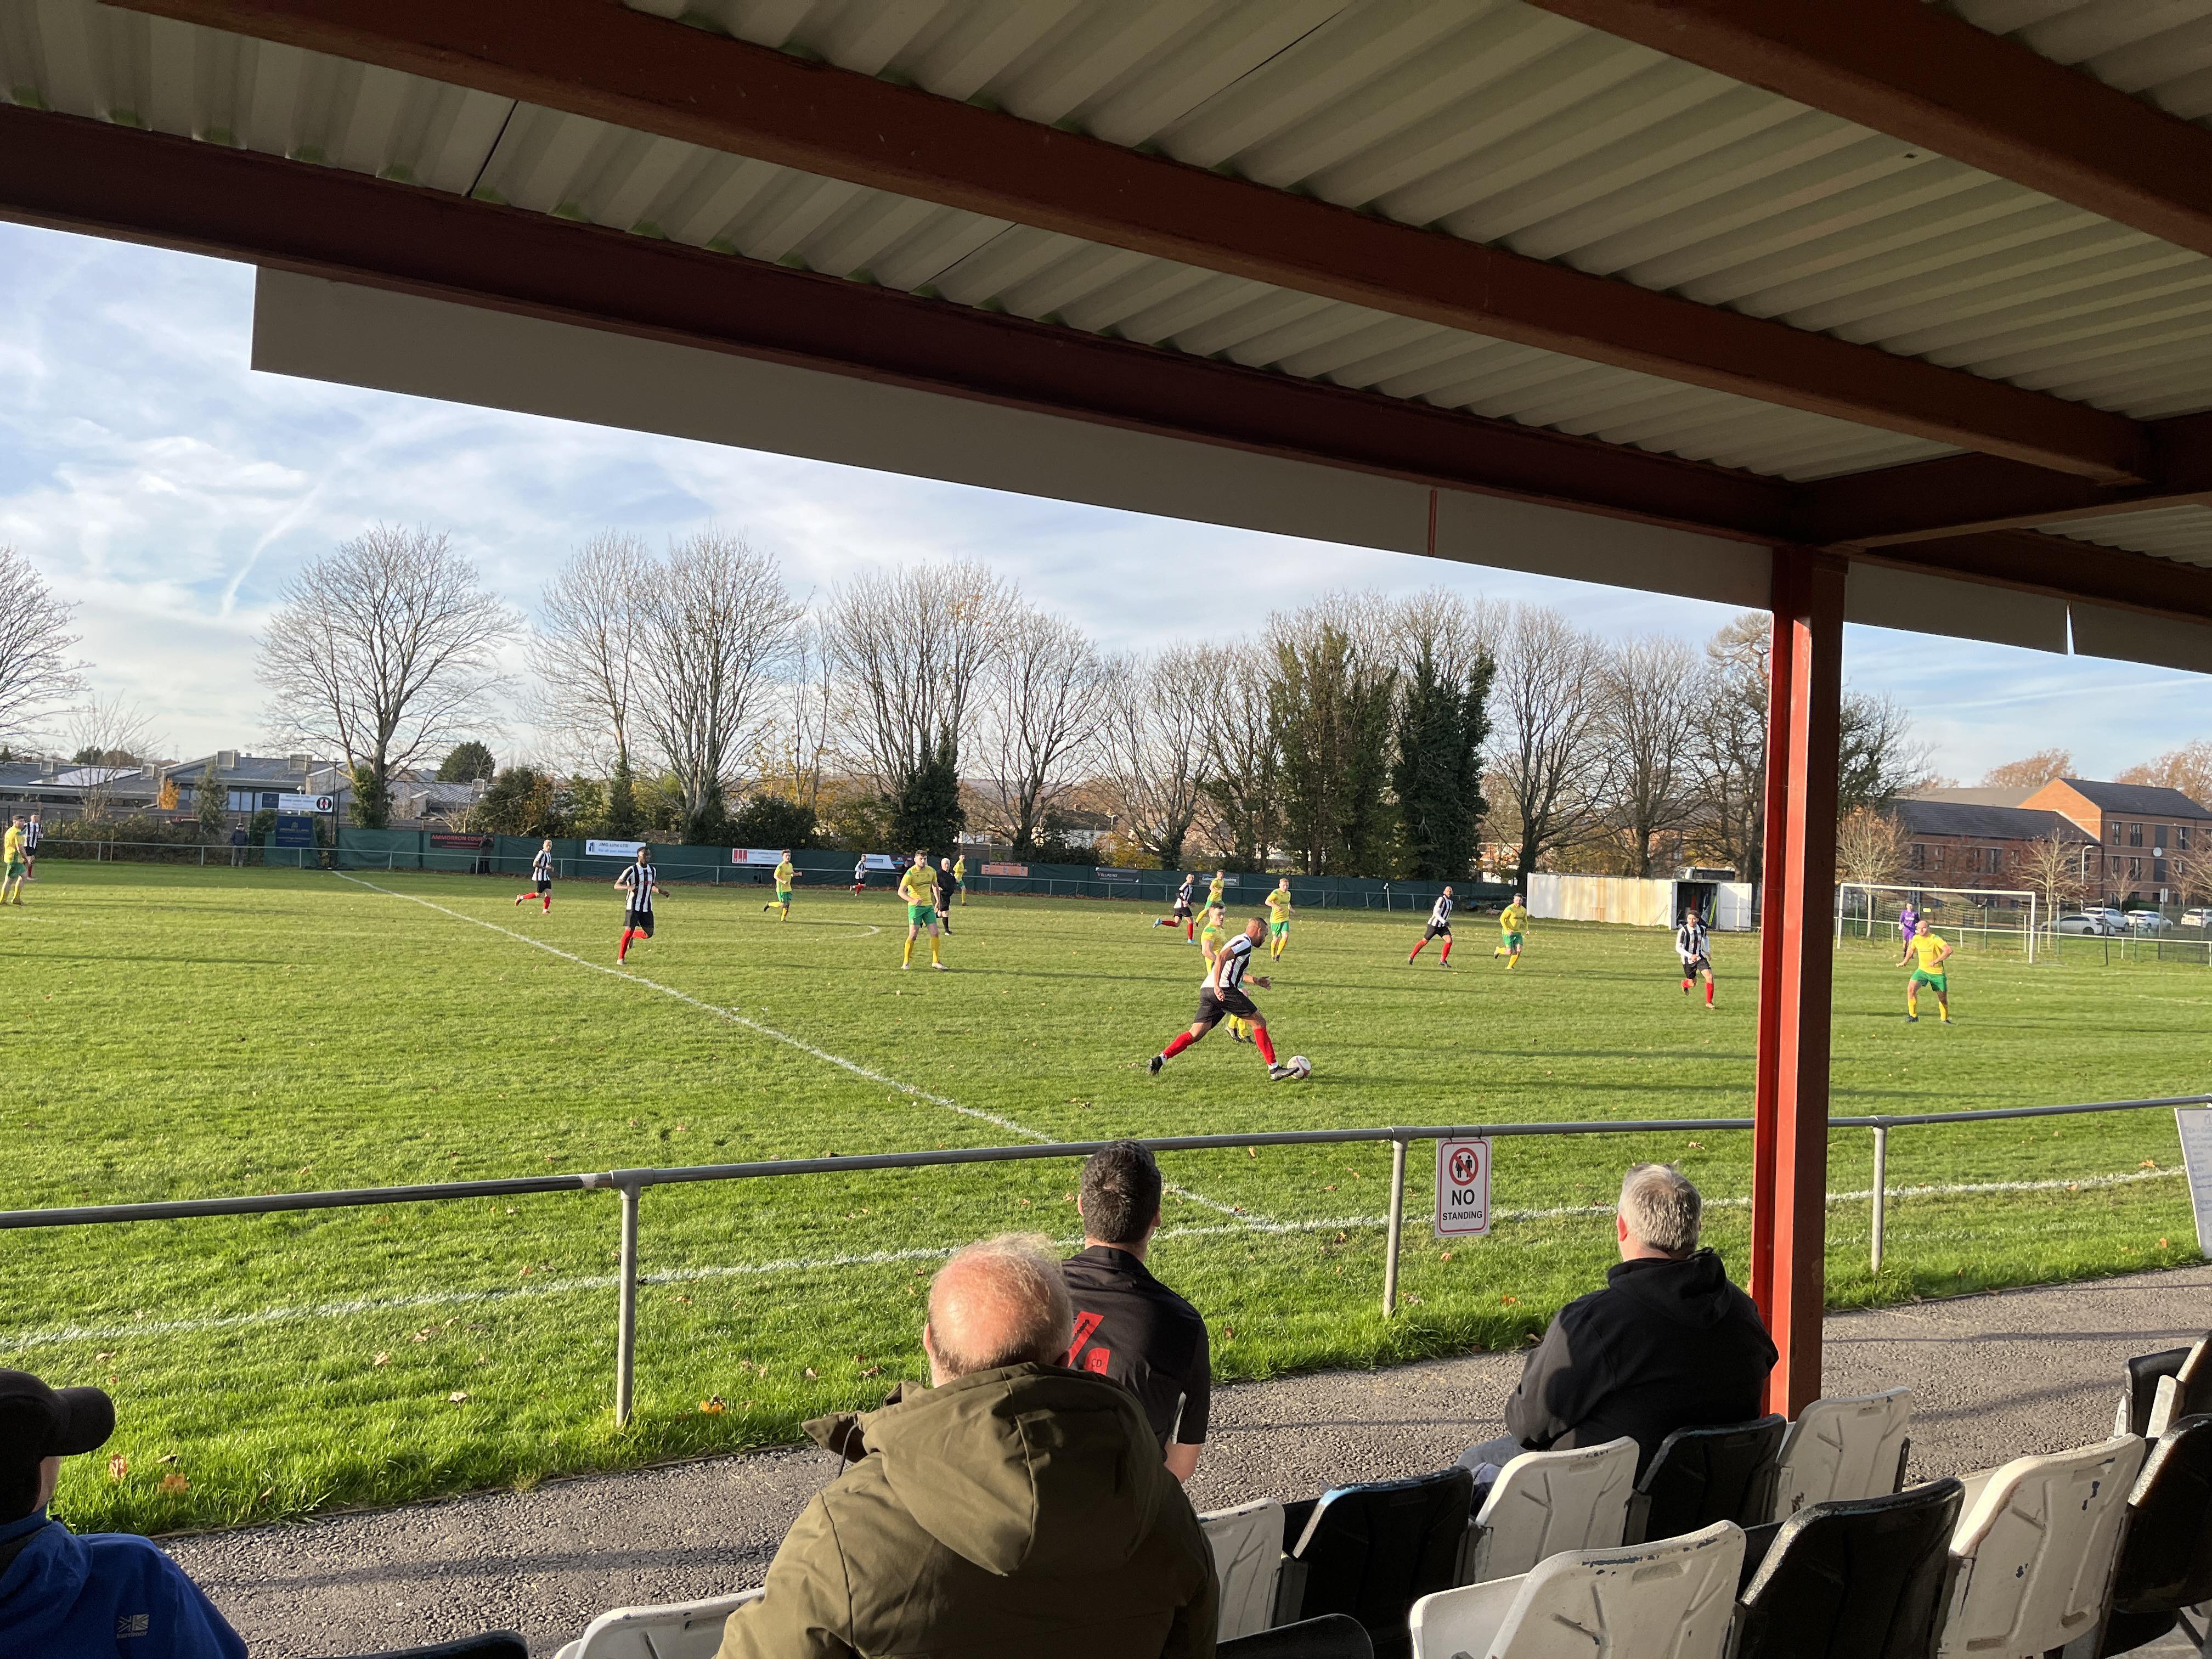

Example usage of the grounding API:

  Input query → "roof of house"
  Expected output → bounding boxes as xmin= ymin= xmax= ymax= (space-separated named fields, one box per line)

xmin=2046 ymin=779 xmax=2212 ymax=820
xmin=169 ymin=754 xmax=336 ymax=785
xmin=1893 ymin=800 xmax=2094 ymax=843
xmin=1908 ymin=786 xmax=2035 ymax=808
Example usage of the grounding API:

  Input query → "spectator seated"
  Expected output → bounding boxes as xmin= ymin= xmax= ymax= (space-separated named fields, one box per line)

xmin=1202 ymin=1499 xmax=1285 ymax=1642
xmin=1773 ymin=1390 xmax=1912 ymax=1520
xmin=555 ymin=1590 xmax=761 ymax=1658
xmin=1624 ymin=1416 xmax=1787 ymax=1545
xmin=1278 ymin=1468 xmax=1474 ymax=1659
xmin=1462 ymin=1438 xmax=1637 ymax=1584
xmin=1220 ymin=1613 xmax=1374 ymax=1658
xmin=1407 ymin=1520 xmax=1744 ymax=1659
xmin=2097 ymin=1414 xmax=2212 ymax=1656
xmin=1732 ymin=1480 xmax=1963 ymax=1659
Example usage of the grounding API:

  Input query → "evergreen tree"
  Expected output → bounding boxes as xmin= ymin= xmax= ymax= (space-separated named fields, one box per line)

xmin=1266 ymin=622 xmax=1397 ymax=876
xmin=1393 ymin=646 xmax=1493 ymax=881
xmin=605 ymin=757 xmax=640 ymax=839
xmin=194 ymin=757 xmax=228 ymax=844
xmin=348 ymin=759 xmax=392 ymax=829
xmin=888 ymin=736 xmax=964 ymax=855
xmin=732 ymin=794 xmax=817 ymax=849
xmin=436 ymin=741 xmax=497 ymax=782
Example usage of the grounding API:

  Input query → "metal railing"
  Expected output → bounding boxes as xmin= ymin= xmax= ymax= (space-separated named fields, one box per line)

xmin=4 ymin=1096 xmax=2205 ymax=1423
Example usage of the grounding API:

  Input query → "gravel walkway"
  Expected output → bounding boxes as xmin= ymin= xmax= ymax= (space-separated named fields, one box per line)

xmin=161 ymin=1265 xmax=2212 ymax=1655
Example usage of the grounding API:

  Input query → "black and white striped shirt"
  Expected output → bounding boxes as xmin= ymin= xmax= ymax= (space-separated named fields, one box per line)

xmin=1428 ymin=894 xmax=1453 ymax=929
xmin=21 ymin=821 xmax=40 ymax=849
xmin=532 ymin=849 xmax=552 ymax=883
xmin=1206 ymin=934 xmax=1255 ymax=996
xmin=1677 ymin=918 xmax=1709 ymax=964
xmin=1176 ymin=876 xmax=1194 ymax=907
xmin=618 ymin=863 xmax=657 ymax=914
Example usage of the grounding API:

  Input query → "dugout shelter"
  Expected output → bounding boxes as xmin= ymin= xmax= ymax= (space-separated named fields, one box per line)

xmin=7 ymin=0 xmax=2212 ymax=1412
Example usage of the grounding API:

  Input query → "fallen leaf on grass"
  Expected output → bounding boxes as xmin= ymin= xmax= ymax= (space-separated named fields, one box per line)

xmin=2160 ymin=1238 xmax=2171 ymax=1249
xmin=156 ymin=1453 xmax=178 ymax=1465
xmin=860 ymin=1367 xmax=883 ymax=1378
xmin=106 ymin=1455 xmax=128 ymax=1482
xmin=159 ymin=1474 xmax=189 ymax=1495
xmin=448 ymin=1391 xmax=470 ymax=1404
xmin=699 ymin=1397 xmax=726 ymax=1415
xmin=1439 ymin=1252 xmax=1454 ymax=1263
xmin=2142 ymin=1159 xmax=2161 ymax=1170
xmin=372 ymin=1352 xmax=390 ymax=1367
xmin=803 ymin=1367 xmax=818 ymax=1379
xmin=1499 ymin=1295 xmax=1517 ymax=1306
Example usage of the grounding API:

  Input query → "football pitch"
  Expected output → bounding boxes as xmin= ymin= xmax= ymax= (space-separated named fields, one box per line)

xmin=7 ymin=862 xmax=2207 ymax=1535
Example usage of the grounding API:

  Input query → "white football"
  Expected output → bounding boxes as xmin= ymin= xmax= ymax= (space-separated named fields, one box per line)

xmin=1288 ymin=1055 xmax=1312 ymax=1079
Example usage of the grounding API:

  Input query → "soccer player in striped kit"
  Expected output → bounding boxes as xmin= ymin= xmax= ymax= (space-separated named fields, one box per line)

xmin=1152 ymin=872 xmax=1198 ymax=942
xmin=1677 ymin=904 xmax=1716 ymax=1009
xmin=1148 ymin=917 xmax=1300 ymax=1082
xmin=614 ymin=847 xmax=665 ymax=964
xmin=1407 ymin=885 xmax=1455 ymax=966
xmin=514 ymin=839 xmax=555 ymax=913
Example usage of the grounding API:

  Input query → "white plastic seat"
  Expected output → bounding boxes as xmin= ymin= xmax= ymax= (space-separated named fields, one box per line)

xmin=1410 ymin=1520 xmax=1743 ymax=1659
xmin=554 ymin=1588 xmax=764 ymax=1659
xmin=1203 ymin=1498 xmax=1286 ymax=1641
xmin=2148 ymin=1338 xmax=2212 ymax=1439
xmin=1774 ymin=1389 xmax=1912 ymax=1519
xmin=1462 ymin=1437 xmax=1637 ymax=1584
xmin=1940 ymin=1435 xmax=2146 ymax=1659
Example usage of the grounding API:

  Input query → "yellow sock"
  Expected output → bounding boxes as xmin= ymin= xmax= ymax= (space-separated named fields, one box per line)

xmin=903 ymin=937 xmax=914 ymax=966
xmin=1907 ymin=994 xmax=1917 ymax=1016
xmin=1508 ymin=952 xmax=1520 ymax=969
xmin=931 ymin=938 xmax=941 ymax=964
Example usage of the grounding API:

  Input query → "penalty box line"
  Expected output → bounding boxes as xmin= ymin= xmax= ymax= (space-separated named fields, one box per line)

xmin=5 ymin=1167 xmax=2182 ymax=1352
xmin=329 ymin=872 xmax=1264 ymax=1226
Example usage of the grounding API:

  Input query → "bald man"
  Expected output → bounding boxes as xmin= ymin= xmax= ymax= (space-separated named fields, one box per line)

xmin=718 ymin=1235 xmax=1218 ymax=1658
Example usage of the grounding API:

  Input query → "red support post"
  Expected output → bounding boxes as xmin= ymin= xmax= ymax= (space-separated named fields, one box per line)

xmin=1751 ymin=547 xmax=1847 ymax=1417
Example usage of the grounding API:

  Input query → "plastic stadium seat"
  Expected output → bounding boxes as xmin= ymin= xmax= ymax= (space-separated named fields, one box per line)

xmin=2147 ymin=1339 xmax=2212 ymax=1440
xmin=1733 ymin=1479 xmax=1963 ymax=1659
xmin=1462 ymin=1437 xmax=1637 ymax=1584
xmin=1624 ymin=1416 xmax=1787 ymax=1544
xmin=2114 ymin=1346 xmax=2192 ymax=1440
xmin=1940 ymin=1435 xmax=2146 ymax=1659
xmin=553 ymin=1589 xmax=763 ymax=1659
xmin=328 ymin=1639 xmax=527 ymax=1659
xmin=1277 ymin=1467 xmax=1474 ymax=1659
xmin=1203 ymin=1498 xmax=1286 ymax=1641
xmin=1408 ymin=1520 xmax=1743 ymax=1659
xmin=1773 ymin=1390 xmax=1912 ymax=1520
xmin=1221 ymin=1613 xmax=1375 ymax=1658
xmin=2098 ymin=1416 xmax=2212 ymax=1656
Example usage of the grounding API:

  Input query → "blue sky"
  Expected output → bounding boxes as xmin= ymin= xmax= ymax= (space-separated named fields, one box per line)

xmin=1 ymin=219 xmax=2204 ymax=780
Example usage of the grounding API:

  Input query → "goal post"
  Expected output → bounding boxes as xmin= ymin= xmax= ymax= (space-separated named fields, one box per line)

xmin=1835 ymin=882 xmax=2041 ymax=964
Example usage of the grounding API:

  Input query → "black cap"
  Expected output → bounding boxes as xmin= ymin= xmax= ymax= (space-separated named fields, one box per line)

xmin=0 ymin=1372 xmax=115 ymax=1521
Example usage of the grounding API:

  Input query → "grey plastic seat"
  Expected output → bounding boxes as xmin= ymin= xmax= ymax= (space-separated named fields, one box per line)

xmin=330 ymin=1640 xmax=528 ymax=1659
xmin=1203 ymin=1497 xmax=1287 ymax=1641
xmin=1408 ymin=1520 xmax=1744 ymax=1659
xmin=1221 ymin=1613 xmax=1375 ymax=1658
xmin=2115 ymin=1346 xmax=2191 ymax=1440
xmin=1774 ymin=1390 xmax=1912 ymax=1520
xmin=554 ymin=1589 xmax=763 ymax=1659
xmin=1278 ymin=1467 xmax=1474 ymax=1659
xmin=1940 ymin=1434 xmax=2146 ymax=1659
xmin=2099 ymin=1416 xmax=2212 ymax=1656
xmin=1733 ymin=1479 xmax=1964 ymax=1659
xmin=1626 ymin=1415 xmax=1787 ymax=1544
xmin=1463 ymin=1437 xmax=1637 ymax=1583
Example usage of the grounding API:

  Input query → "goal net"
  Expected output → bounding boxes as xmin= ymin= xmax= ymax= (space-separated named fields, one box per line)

xmin=1835 ymin=883 xmax=2041 ymax=962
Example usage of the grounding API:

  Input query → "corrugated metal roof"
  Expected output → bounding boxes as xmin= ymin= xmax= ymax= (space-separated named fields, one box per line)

xmin=2040 ymin=503 xmax=2212 ymax=567
xmin=4 ymin=0 xmax=2210 ymax=481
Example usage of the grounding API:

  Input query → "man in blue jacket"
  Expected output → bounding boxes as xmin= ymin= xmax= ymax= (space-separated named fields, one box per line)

xmin=0 ymin=1370 xmax=246 ymax=1658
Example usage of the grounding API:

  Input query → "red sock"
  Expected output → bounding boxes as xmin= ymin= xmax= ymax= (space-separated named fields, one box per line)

xmin=1440 ymin=939 xmax=1453 ymax=962
xmin=1706 ymin=980 xmax=1715 ymax=1006
xmin=1186 ymin=921 xmax=1195 ymax=939
xmin=1409 ymin=941 xmax=1424 ymax=960
xmin=1162 ymin=1031 xmax=1197 ymax=1060
xmin=1255 ymin=1028 xmax=1277 ymax=1065
xmin=542 ymin=897 xmax=552 ymax=913
xmin=619 ymin=928 xmax=633 ymax=960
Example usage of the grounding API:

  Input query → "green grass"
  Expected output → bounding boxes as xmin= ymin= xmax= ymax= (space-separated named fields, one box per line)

xmin=4 ymin=861 xmax=2206 ymax=1536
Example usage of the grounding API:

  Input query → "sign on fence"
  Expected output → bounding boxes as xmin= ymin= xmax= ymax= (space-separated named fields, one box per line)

xmin=276 ymin=793 xmax=334 ymax=814
xmin=272 ymin=814 xmax=316 ymax=850
xmin=981 ymin=862 xmax=1028 ymax=877
xmin=586 ymin=839 xmax=644 ymax=858
xmin=856 ymin=853 xmax=901 ymax=871
xmin=1096 ymin=868 xmax=1146 ymax=884
xmin=429 ymin=833 xmax=490 ymax=850
xmin=1434 ymin=1137 xmax=1492 ymax=1239
xmin=728 ymin=848 xmax=783 ymax=865
xmin=2176 ymin=1109 xmax=2212 ymax=1256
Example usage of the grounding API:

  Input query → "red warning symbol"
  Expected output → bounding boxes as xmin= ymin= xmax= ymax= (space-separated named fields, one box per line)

xmin=1449 ymin=1146 xmax=1481 ymax=1187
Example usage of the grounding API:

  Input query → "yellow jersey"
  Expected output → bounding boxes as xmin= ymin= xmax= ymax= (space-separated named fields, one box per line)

xmin=898 ymin=865 xmax=936 ymax=907
xmin=953 ymin=857 xmax=966 ymax=881
xmin=1906 ymin=932 xmax=1948 ymax=972
xmin=1265 ymin=888 xmax=1295 ymax=923
xmin=1 ymin=827 xmax=19 ymax=864
xmin=1199 ymin=922 xmax=1227 ymax=957
xmin=1208 ymin=877 xmax=1226 ymax=906
xmin=1500 ymin=904 xmax=1528 ymax=934
xmin=774 ymin=860 xmax=795 ymax=888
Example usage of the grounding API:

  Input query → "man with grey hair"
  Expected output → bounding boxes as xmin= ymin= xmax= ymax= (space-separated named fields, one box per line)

xmin=718 ymin=1234 xmax=1217 ymax=1658
xmin=1456 ymin=1164 xmax=1775 ymax=1497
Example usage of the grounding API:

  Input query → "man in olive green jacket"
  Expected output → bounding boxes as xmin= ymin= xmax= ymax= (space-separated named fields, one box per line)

xmin=718 ymin=1235 xmax=1218 ymax=1658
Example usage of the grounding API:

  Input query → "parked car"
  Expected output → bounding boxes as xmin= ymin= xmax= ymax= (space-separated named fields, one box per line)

xmin=2055 ymin=913 xmax=2123 ymax=935
xmin=2125 ymin=910 xmax=2173 ymax=932
xmin=2180 ymin=909 xmax=2212 ymax=929
xmin=2080 ymin=905 xmax=2127 ymax=928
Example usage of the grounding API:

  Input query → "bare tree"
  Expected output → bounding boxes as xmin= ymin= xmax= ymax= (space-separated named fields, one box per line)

xmin=1982 ymin=748 xmax=2073 ymax=789
xmin=754 ymin=614 xmax=837 ymax=813
xmin=1198 ymin=641 xmax=1278 ymax=870
xmin=63 ymin=696 xmax=159 ymax=823
xmin=259 ymin=526 xmax=516 ymax=827
xmin=0 ymin=548 xmax=83 ymax=752
xmin=1599 ymin=634 xmax=1701 ymax=877
xmin=1103 ymin=647 xmax=1211 ymax=868
xmin=2117 ymin=740 xmax=2212 ymax=806
xmin=975 ymin=603 xmax=1110 ymax=855
xmin=1834 ymin=805 xmax=1909 ymax=887
xmin=1490 ymin=605 xmax=1608 ymax=884
xmin=825 ymin=561 xmax=1011 ymax=801
xmin=529 ymin=532 xmax=648 ymax=775
xmin=1684 ymin=614 xmax=1770 ymax=880
xmin=2020 ymin=831 xmax=2094 ymax=919
xmin=631 ymin=532 xmax=800 ymax=839
xmin=1383 ymin=589 xmax=1498 ymax=686
xmin=2170 ymin=840 xmax=2212 ymax=908
xmin=1837 ymin=692 xmax=1933 ymax=813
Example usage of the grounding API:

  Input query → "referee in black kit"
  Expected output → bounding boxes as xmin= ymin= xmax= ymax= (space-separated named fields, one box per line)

xmin=1059 ymin=1141 xmax=1211 ymax=1482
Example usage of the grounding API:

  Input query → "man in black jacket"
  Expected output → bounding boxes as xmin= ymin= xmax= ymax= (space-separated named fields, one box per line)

xmin=1458 ymin=1164 xmax=1775 ymax=1498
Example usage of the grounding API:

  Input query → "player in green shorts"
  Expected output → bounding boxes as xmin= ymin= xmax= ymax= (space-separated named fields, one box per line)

xmin=1263 ymin=877 xmax=1295 ymax=961
xmin=1899 ymin=918 xmax=1952 ymax=1024
xmin=1495 ymin=894 xmax=1528 ymax=968
xmin=763 ymin=851 xmax=797 ymax=922
xmin=898 ymin=850 xmax=945 ymax=970
xmin=1 ymin=816 xmax=25 ymax=906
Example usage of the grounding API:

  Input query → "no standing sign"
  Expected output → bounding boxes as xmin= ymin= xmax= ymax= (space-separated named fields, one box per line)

xmin=1435 ymin=1137 xmax=1492 ymax=1238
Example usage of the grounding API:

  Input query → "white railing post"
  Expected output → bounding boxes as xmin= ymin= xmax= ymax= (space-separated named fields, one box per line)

xmin=1870 ymin=1125 xmax=1888 ymax=1274
xmin=1383 ymin=1138 xmax=1408 ymax=1318
xmin=615 ymin=1182 xmax=641 ymax=1425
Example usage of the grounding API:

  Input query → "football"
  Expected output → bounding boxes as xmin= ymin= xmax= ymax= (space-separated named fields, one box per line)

xmin=1288 ymin=1055 xmax=1312 ymax=1079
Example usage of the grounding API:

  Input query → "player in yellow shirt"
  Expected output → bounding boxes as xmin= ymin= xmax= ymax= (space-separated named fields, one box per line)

xmin=952 ymin=853 xmax=967 ymax=905
xmin=1898 ymin=918 xmax=1953 ymax=1024
xmin=1494 ymin=894 xmax=1528 ymax=968
xmin=1 ymin=816 xmax=25 ymax=906
xmin=1263 ymin=878 xmax=1295 ymax=960
xmin=762 ymin=852 xmax=798 ymax=922
xmin=898 ymin=850 xmax=946 ymax=970
xmin=1207 ymin=870 xmax=1227 ymax=911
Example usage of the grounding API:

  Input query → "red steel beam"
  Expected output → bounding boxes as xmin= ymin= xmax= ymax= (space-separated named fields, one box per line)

xmin=105 ymin=0 xmax=2148 ymax=483
xmin=1756 ymin=546 xmax=1846 ymax=1417
xmin=1526 ymin=0 xmax=2212 ymax=268
xmin=0 ymin=104 xmax=1795 ymax=542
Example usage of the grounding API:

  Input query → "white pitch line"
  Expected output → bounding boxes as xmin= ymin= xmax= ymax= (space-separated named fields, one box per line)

xmin=330 ymin=872 xmax=1260 ymax=1225
xmin=5 ymin=1167 xmax=2182 ymax=1352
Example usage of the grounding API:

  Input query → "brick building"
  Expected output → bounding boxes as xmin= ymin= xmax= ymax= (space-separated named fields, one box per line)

xmin=1892 ymin=798 xmax=2094 ymax=891
xmin=1900 ymin=779 xmax=2212 ymax=902
xmin=2019 ymin=779 xmax=2212 ymax=902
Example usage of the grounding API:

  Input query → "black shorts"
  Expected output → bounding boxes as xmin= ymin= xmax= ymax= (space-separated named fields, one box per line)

xmin=624 ymin=909 xmax=655 ymax=936
xmin=1425 ymin=923 xmax=1452 ymax=940
xmin=1682 ymin=953 xmax=1709 ymax=975
xmin=1173 ymin=900 xmax=1193 ymax=918
xmin=534 ymin=879 xmax=552 ymax=894
xmin=1194 ymin=988 xmax=1259 ymax=1029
